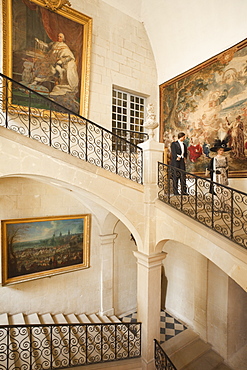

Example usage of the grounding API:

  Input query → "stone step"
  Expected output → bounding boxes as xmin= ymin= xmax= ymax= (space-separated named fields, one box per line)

xmin=173 ymin=337 xmax=211 ymax=369
xmin=97 ymin=314 xmax=112 ymax=323
xmin=65 ymin=357 xmax=142 ymax=369
xmin=0 ymin=313 xmax=9 ymax=325
xmin=162 ymin=329 xmax=211 ymax=369
xmin=182 ymin=349 xmax=226 ymax=370
xmin=53 ymin=312 xmax=68 ymax=323
xmin=162 ymin=328 xmax=199 ymax=357
xmin=65 ymin=313 xmax=80 ymax=323
xmin=9 ymin=312 xmax=26 ymax=325
xmin=39 ymin=312 xmax=56 ymax=324
xmin=77 ymin=313 xmax=92 ymax=323
xmin=25 ymin=312 xmax=41 ymax=325
xmin=162 ymin=329 xmax=233 ymax=370
xmin=87 ymin=313 xmax=102 ymax=323
xmin=214 ymin=363 xmax=233 ymax=370
xmin=109 ymin=314 xmax=122 ymax=323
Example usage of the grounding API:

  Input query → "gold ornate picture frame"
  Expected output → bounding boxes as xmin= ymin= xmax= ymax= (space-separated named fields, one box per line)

xmin=2 ymin=214 xmax=91 ymax=285
xmin=2 ymin=0 xmax=92 ymax=117
xmin=160 ymin=38 xmax=247 ymax=178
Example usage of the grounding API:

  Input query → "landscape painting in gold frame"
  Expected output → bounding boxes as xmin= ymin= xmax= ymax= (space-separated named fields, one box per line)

xmin=159 ymin=38 xmax=247 ymax=178
xmin=2 ymin=0 xmax=92 ymax=117
xmin=2 ymin=214 xmax=91 ymax=285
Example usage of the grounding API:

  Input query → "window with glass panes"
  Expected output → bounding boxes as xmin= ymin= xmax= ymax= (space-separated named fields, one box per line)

xmin=112 ymin=89 xmax=145 ymax=150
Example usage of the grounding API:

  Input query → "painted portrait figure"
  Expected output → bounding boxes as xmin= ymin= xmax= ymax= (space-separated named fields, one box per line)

xmin=12 ymin=0 xmax=84 ymax=113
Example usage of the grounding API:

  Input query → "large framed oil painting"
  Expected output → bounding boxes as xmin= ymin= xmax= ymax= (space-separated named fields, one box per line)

xmin=2 ymin=0 xmax=92 ymax=116
xmin=160 ymin=38 xmax=247 ymax=178
xmin=2 ymin=214 xmax=91 ymax=285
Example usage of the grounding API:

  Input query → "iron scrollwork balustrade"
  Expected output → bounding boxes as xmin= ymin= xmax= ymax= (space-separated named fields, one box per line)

xmin=0 ymin=73 xmax=143 ymax=184
xmin=112 ymin=127 xmax=149 ymax=147
xmin=158 ymin=162 xmax=247 ymax=250
xmin=0 ymin=322 xmax=141 ymax=369
xmin=154 ymin=339 xmax=177 ymax=370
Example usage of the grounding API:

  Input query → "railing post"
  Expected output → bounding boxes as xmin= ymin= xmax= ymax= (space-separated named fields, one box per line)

xmin=128 ymin=323 xmax=130 ymax=356
xmin=116 ymin=139 xmax=118 ymax=176
xmin=50 ymin=325 xmax=53 ymax=369
xmin=195 ymin=177 xmax=198 ymax=220
xmin=230 ymin=188 xmax=234 ymax=240
xmin=86 ymin=324 xmax=88 ymax=364
xmin=129 ymin=145 xmax=132 ymax=180
xmin=101 ymin=129 xmax=104 ymax=168
xmin=69 ymin=324 xmax=71 ymax=366
xmin=28 ymin=91 xmax=31 ymax=137
xmin=211 ymin=184 xmax=214 ymax=230
xmin=85 ymin=121 xmax=88 ymax=162
xmin=49 ymin=106 xmax=52 ymax=147
xmin=167 ymin=164 xmax=171 ymax=202
xmin=29 ymin=326 xmax=32 ymax=370
xmin=68 ymin=114 xmax=71 ymax=155
xmin=141 ymin=149 xmax=143 ymax=184
xmin=115 ymin=324 xmax=117 ymax=360
xmin=5 ymin=78 xmax=8 ymax=128
xmin=7 ymin=327 xmax=9 ymax=370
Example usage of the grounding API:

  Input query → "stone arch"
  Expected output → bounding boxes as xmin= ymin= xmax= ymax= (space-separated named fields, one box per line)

xmin=0 ymin=128 xmax=145 ymax=251
xmin=156 ymin=236 xmax=247 ymax=292
xmin=1 ymin=172 xmax=144 ymax=250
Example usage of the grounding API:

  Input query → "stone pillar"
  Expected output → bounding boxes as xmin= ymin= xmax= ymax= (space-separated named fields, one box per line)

xmin=137 ymin=137 xmax=166 ymax=369
xmin=134 ymin=251 xmax=167 ymax=369
xmin=99 ymin=233 xmax=117 ymax=316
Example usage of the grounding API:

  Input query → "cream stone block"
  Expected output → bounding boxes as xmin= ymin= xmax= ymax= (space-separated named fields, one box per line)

xmin=113 ymin=52 xmax=127 ymax=65
xmin=0 ymin=195 xmax=18 ymax=217
xmin=228 ymin=278 xmax=247 ymax=357
xmin=17 ymin=194 xmax=41 ymax=209
xmin=0 ymin=179 xmax=22 ymax=195
xmin=122 ymin=47 xmax=133 ymax=58
xmin=123 ymin=39 xmax=136 ymax=53
xmin=91 ymin=72 xmax=102 ymax=84
xmin=119 ymin=63 xmax=132 ymax=76
xmin=207 ymin=261 xmax=228 ymax=357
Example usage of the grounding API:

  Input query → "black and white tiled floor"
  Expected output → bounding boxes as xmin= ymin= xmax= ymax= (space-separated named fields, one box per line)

xmin=121 ymin=309 xmax=187 ymax=343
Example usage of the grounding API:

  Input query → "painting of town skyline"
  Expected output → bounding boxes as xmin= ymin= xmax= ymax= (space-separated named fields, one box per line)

xmin=2 ymin=214 xmax=90 ymax=285
xmin=159 ymin=37 xmax=247 ymax=177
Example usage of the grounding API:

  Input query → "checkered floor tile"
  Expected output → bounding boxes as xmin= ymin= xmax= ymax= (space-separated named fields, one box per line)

xmin=121 ymin=310 xmax=187 ymax=343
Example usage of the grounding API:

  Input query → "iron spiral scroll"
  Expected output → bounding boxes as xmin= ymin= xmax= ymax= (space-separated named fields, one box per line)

xmin=158 ymin=162 xmax=247 ymax=250
xmin=0 ymin=73 xmax=145 ymax=184
xmin=0 ymin=322 xmax=141 ymax=369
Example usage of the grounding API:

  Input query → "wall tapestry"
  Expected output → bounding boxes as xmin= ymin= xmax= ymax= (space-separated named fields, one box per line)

xmin=2 ymin=214 xmax=91 ymax=285
xmin=2 ymin=0 xmax=92 ymax=116
xmin=160 ymin=38 xmax=247 ymax=177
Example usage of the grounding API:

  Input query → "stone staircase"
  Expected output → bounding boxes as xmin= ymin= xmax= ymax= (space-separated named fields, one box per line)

xmin=162 ymin=329 xmax=233 ymax=370
xmin=0 ymin=311 xmax=122 ymax=326
xmin=0 ymin=312 xmax=141 ymax=370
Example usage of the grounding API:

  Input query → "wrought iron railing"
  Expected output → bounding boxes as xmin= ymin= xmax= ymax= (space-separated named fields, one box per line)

xmin=154 ymin=339 xmax=177 ymax=370
xmin=112 ymin=127 xmax=149 ymax=149
xmin=0 ymin=321 xmax=141 ymax=370
xmin=0 ymin=73 xmax=143 ymax=183
xmin=158 ymin=162 xmax=247 ymax=249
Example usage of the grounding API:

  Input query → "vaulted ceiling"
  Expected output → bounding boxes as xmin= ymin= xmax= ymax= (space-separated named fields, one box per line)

xmin=102 ymin=0 xmax=247 ymax=85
